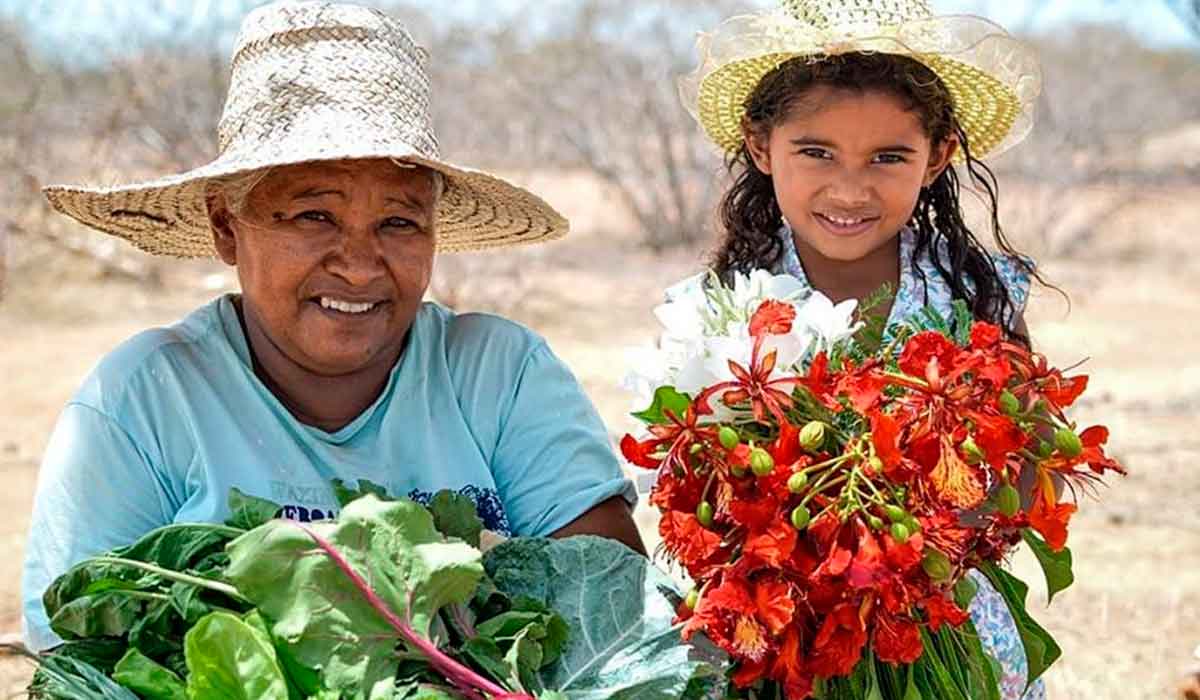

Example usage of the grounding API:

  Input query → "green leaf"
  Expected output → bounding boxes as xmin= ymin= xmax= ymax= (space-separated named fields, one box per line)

xmin=428 ymin=490 xmax=484 ymax=548
xmin=112 ymin=648 xmax=187 ymax=700
xmin=950 ymin=300 xmax=974 ymax=346
xmin=184 ymin=611 xmax=289 ymax=700
xmin=1022 ymin=529 xmax=1075 ymax=603
xmin=463 ymin=637 xmax=517 ymax=690
xmin=49 ymin=591 xmax=146 ymax=639
xmin=505 ymin=623 xmax=546 ymax=692
xmin=332 ymin=478 xmax=392 ymax=507
xmin=225 ymin=488 xmax=282 ymax=530
xmin=631 ymin=386 xmax=691 ymax=425
xmin=863 ymin=653 xmax=884 ymax=700
xmin=978 ymin=562 xmax=1062 ymax=690
xmin=225 ymin=495 xmax=484 ymax=700
xmin=483 ymin=535 xmax=728 ymax=698
xmin=902 ymin=666 xmax=921 ymax=700
xmin=30 ymin=655 xmax=140 ymax=700
xmin=243 ymin=611 xmax=323 ymax=700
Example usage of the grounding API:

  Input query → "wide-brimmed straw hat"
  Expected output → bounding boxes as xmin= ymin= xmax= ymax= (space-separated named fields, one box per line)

xmin=42 ymin=1 xmax=567 ymax=256
xmin=680 ymin=0 xmax=1042 ymax=159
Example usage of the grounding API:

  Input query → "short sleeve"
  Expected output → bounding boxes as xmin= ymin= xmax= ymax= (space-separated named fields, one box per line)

xmin=991 ymin=253 xmax=1036 ymax=324
xmin=21 ymin=403 xmax=175 ymax=652
xmin=490 ymin=343 xmax=637 ymax=537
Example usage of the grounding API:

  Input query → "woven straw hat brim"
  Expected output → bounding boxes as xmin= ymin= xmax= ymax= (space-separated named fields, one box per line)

xmin=681 ymin=13 xmax=1042 ymax=159
xmin=41 ymin=1 xmax=568 ymax=257
xmin=43 ymin=152 xmax=566 ymax=258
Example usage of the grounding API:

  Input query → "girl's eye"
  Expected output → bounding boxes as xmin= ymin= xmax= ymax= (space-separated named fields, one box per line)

xmin=874 ymin=153 xmax=908 ymax=164
xmin=799 ymin=147 xmax=833 ymax=160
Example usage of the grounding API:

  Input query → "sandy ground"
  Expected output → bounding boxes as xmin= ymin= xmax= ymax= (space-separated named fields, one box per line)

xmin=0 ymin=178 xmax=1197 ymax=698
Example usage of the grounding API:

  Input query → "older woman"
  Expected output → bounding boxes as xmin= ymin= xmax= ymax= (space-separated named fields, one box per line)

xmin=22 ymin=1 xmax=640 ymax=651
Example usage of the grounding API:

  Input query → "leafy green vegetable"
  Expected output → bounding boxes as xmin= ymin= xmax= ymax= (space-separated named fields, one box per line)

xmin=225 ymin=488 xmax=283 ymax=530
xmin=428 ymin=490 xmax=484 ymax=548
xmin=184 ymin=611 xmax=290 ymax=700
xmin=112 ymin=648 xmax=187 ymax=700
xmin=332 ymin=478 xmax=392 ymax=507
xmin=484 ymin=535 xmax=727 ymax=698
xmin=28 ymin=654 xmax=139 ymax=700
xmin=224 ymin=495 xmax=487 ymax=700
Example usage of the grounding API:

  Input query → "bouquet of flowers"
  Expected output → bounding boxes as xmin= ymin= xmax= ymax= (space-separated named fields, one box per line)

xmin=621 ymin=271 xmax=1125 ymax=699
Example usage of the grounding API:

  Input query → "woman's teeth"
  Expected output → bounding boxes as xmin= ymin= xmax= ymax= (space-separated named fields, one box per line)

xmin=320 ymin=297 xmax=376 ymax=314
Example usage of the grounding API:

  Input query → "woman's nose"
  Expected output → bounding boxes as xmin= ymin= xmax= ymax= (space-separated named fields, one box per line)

xmin=327 ymin=227 xmax=385 ymax=285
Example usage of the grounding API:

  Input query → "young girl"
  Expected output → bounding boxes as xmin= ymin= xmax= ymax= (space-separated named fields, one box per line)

xmin=677 ymin=0 xmax=1047 ymax=697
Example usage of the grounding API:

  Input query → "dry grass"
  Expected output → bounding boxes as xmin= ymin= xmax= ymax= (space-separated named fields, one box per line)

xmin=0 ymin=176 xmax=1197 ymax=698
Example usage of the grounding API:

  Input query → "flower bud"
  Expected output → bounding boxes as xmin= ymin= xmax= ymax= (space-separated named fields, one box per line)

xmin=884 ymin=505 xmax=908 ymax=523
xmin=787 ymin=470 xmax=808 ymax=493
xmin=904 ymin=516 xmax=922 ymax=534
xmin=689 ymin=443 xmax=703 ymax=456
xmin=1037 ymin=440 xmax=1055 ymax=459
xmin=1054 ymin=428 xmax=1083 ymax=458
xmin=731 ymin=465 xmax=748 ymax=478
xmin=999 ymin=390 xmax=1021 ymax=417
xmin=750 ymin=448 xmax=775 ymax=477
xmin=790 ymin=505 xmax=811 ymax=530
xmin=866 ymin=456 xmax=884 ymax=475
xmin=890 ymin=522 xmax=911 ymax=543
xmin=684 ymin=587 xmax=699 ymax=610
xmin=696 ymin=501 xmax=714 ymax=527
xmin=798 ymin=421 xmax=827 ymax=452
xmin=961 ymin=436 xmax=987 ymax=465
xmin=921 ymin=548 xmax=953 ymax=582
xmin=996 ymin=483 xmax=1021 ymax=517
xmin=867 ymin=515 xmax=885 ymax=531
xmin=718 ymin=426 xmax=739 ymax=451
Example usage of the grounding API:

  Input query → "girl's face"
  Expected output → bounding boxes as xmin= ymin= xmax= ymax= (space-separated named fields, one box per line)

xmin=746 ymin=86 xmax=956 ymax=264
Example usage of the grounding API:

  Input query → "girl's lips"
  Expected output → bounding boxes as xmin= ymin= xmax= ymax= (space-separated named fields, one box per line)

xmin=813 ymin=212 xmax=880 ymax=237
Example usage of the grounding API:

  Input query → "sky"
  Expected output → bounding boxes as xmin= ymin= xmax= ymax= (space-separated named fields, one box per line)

xmin=2 ymin=0 xmax=1197 ymax=58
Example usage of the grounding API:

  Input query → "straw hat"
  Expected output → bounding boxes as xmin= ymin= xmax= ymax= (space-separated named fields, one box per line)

xmin=680 ymin=0 xmax=1042 ymax=158
xmin=42 ymin=1 xmax=567 ymax=257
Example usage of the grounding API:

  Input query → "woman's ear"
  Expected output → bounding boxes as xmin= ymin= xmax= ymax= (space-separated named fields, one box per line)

xmin=207 ymin=190 xmax=238 ymax=266
xmin=923 ymin=134 xmax=959 ymax=187
xmin=742 ymin=117 xmax=774 ymax=176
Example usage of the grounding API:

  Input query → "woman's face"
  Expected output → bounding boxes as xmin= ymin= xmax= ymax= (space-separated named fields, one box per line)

xmin=745 ymin=86 xmax=955 ymax=264
xmin=211 ymin=158 xmax=437 ymax=376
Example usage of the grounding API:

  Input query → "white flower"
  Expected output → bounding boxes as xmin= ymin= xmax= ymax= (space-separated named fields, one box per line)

xmin=797 ymin=291 xmax=862 ymax=351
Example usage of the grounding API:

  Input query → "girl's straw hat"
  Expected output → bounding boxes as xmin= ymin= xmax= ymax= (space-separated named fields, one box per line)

xmin=680 ymin=0 xmax=1042 ymax=158
xmin=42 ymin=1 xmax=567 ymax=257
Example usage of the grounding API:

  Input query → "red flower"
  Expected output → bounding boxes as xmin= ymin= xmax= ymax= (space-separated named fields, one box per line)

xmin=754 ymin=578 xmax=796 ymax=635
xmin=749 ymin=300 xmax=797 ymax=337
xmin=921 ymin=592 xmax=970 ymax=632
xmin=847 ymin=520 xmax=888 ymax=590
xmin=771 ymin=628 xmax=813 ymax=699
xmin=873 ymin=610 xmax=924 ymax=665
xmin=970 ymin=322 xmax=1002 ymax=349
xmin=929 ymin=435 xmax=986 ymax=509
xmin=619 ymin=434 xmax=662 ymax=469
xmin=745 ymin=519 xmax=799 ymax=569
xmin=899 ymin=331 xmax=961 ymax=379
xmin=1028 ymin=496 xmax=1077 ymax=552
xmin=809 ymin=603 xmax=868 ymax=677
xmin=659 ymin=511 xmax=723 ymax=569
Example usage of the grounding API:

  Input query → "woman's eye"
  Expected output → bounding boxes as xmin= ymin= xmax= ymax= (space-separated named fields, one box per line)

xmin=799 ymin=147 xmax=832 ymax=160
xmin=383 ymin=217 xmax=416 ymax=229
xmin=295 ymin=210 xmax=334 ymax=225
xmin=874 ymin=153 xmax=908 ymax=164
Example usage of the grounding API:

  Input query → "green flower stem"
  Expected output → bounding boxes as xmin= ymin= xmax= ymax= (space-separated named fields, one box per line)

xmin=801 ymin=474 xmax=849 ymax=507
xmin=91 ymin=557 xmax=248 ymax=602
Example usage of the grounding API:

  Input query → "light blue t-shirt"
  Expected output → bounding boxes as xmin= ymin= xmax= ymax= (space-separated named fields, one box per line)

xmin=22 ymin=294 xmax=635 ymax=651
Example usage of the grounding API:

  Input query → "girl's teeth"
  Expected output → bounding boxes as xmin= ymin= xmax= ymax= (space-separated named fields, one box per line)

xmin=825 ymin=214 xmax=864 ymax=226
xmin=320 ymin=297 xmax=375 ymax=314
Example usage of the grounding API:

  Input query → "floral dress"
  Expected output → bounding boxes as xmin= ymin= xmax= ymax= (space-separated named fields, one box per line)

xmin=774 ymin=224 xmax=1046 ymax=700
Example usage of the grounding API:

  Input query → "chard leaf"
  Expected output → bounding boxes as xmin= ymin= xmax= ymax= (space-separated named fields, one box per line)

xmin=224 ymin=495 xmax=484 ymax=700
xmin=332 ymin=478 xmax=392 ymax=507
xmin=226 ymin=488 xmax=282 ymax=530
xmin=428 ymin=490 xmax=484 ymax=548
xmin=112 ymin=648 xmax=187 ymax=700
xmin=30 ymin=655 xmax=140 ymax=700
xmin=483 ymin=536 xmax=727 ymax=698
xmin=184 ymin=611 xmax=289 ymax=700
